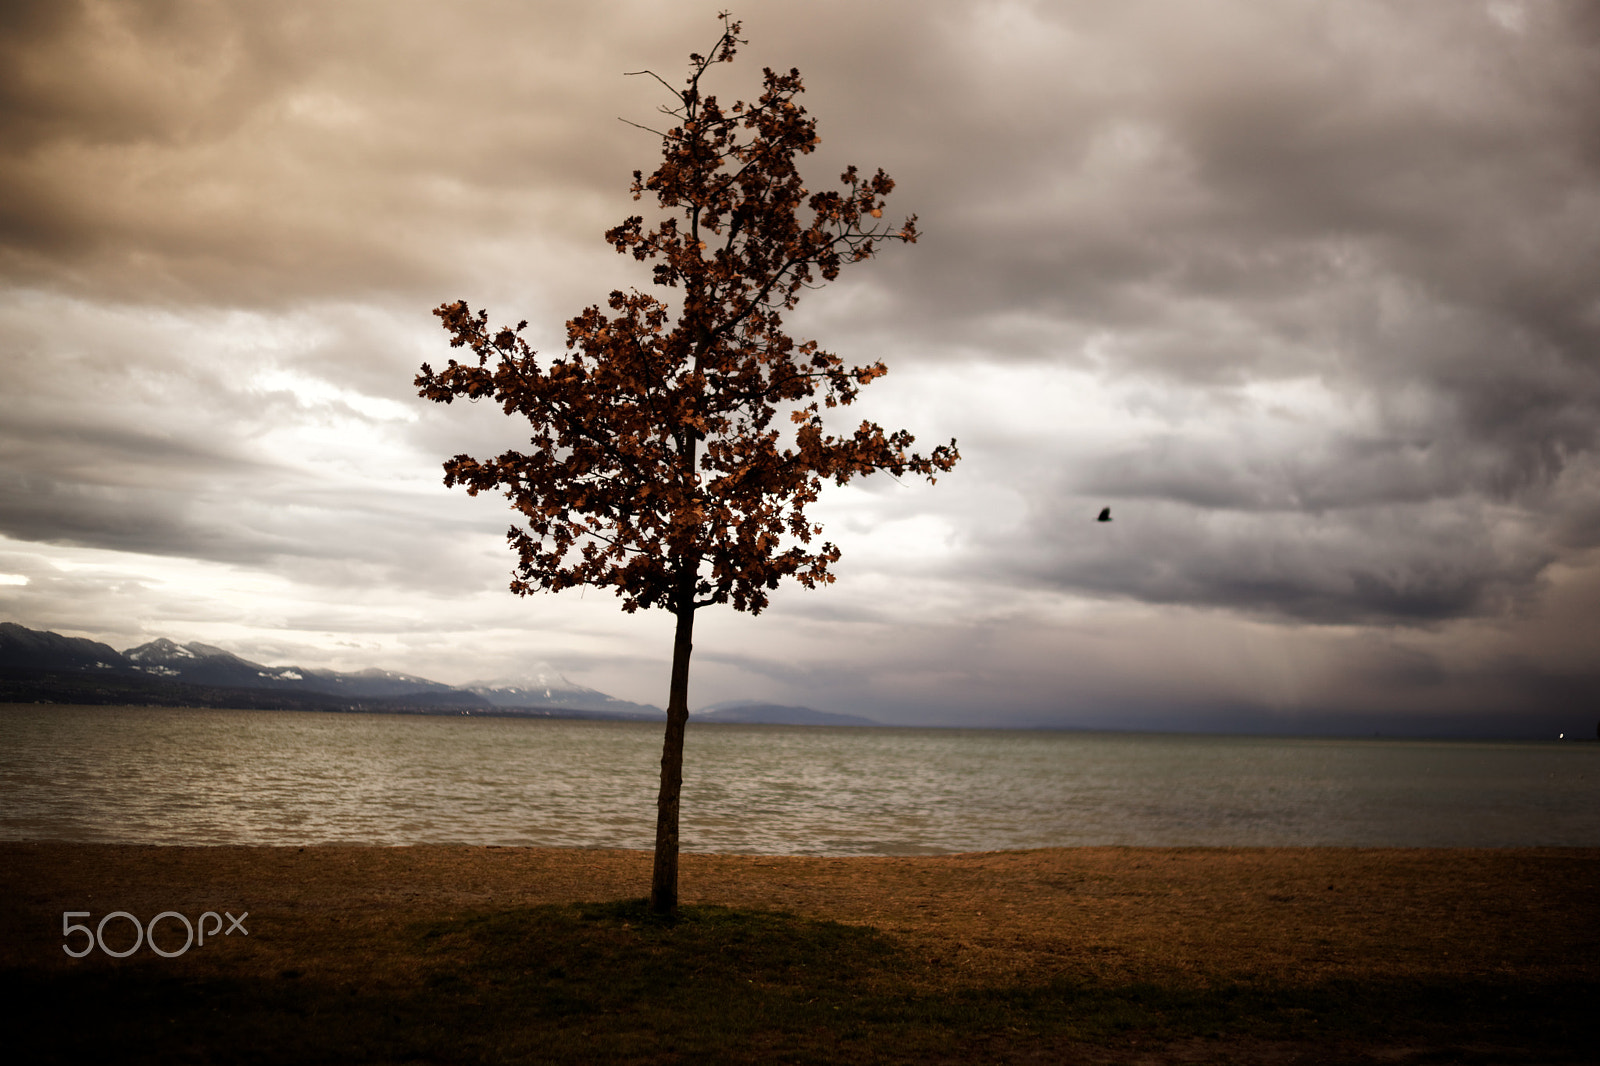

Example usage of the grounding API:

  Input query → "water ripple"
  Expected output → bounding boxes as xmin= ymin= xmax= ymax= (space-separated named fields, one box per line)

xmin=1 ymin=706 xmax=1596 ymax=851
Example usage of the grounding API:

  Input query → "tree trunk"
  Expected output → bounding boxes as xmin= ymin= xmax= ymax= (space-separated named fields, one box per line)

xmin=649 ymin=599 xmax=696 ymax=915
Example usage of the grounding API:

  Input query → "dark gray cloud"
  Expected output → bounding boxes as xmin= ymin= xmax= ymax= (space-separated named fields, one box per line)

xmin=1012 ymin=495 xmax=1550 ymax=623
xmin=0 ymin=0 xmax=667 ymax=307
xmin=830 ymin=0 xmax=1600 ymax=629
xmin=1 ymin=0 xmax=1597 ymax=726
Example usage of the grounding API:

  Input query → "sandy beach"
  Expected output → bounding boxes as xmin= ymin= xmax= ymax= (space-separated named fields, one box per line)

xmin=4 ymin=844 xmax=1596 ymax=1063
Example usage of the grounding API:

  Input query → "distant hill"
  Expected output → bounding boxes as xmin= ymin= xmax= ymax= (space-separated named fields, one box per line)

xmin=466 ymin=667 xmax=663 ymax=718
xmin=1 ymin=622 xmax=678 ymax=720
xmin=110 ymin=635 xmax=485 ymax=705
xmin=0 ymin=622 xmax=127 ymax=673
xmin=2 ymin=622 xmax=864 ymax=726
xmin=694 ymin=701 xmax=880 ymax=727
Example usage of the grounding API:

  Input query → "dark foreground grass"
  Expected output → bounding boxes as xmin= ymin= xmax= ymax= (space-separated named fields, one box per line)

xmin=6 ymin=900 xmax=1592 ymax=1065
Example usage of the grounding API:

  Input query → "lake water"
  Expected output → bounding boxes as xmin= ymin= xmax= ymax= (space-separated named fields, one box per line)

xmin=1 ymin=705 xmax=1596 ymax=853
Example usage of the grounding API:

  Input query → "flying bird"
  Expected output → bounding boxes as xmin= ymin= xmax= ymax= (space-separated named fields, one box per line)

xmin=1097 ymin=507 xmax=1112 ymax=522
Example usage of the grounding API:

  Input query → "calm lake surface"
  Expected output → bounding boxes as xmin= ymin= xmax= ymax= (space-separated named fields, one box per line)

xmin=2 ymin=704 xmax=1596 ymax=853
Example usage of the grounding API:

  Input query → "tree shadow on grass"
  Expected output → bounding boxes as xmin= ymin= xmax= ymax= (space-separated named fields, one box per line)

xmin=6 ymin=901 xmax=1594 ymax=1064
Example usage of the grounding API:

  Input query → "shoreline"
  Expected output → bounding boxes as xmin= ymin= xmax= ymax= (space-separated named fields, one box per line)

xmin=7 ymin=842 xmax=1596 ymax=977
xmin=6 ymin=701 xmax=1596 ymax=741
xmin=5 ymin=843 xmax=1595 ymax=1063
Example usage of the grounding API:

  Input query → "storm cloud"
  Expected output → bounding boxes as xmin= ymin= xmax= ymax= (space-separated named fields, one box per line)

xmin=2 ymin=0 xmax=1597 ymax=733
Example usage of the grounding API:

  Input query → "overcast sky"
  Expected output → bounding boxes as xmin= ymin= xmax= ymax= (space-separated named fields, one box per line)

xmin=3 ymin=0 xmax=1597 ymax=734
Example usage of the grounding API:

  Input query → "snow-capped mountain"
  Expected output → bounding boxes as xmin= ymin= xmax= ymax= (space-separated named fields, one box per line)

xmin=1 ymin=622 xmax=665 ymax=717
xmin=121 ymin=637 xmax=481 ymax=702
xmin=466 ymin=665 xmax=663 ymax=717
xmin=4 ymin=622 xmax=821 ymax=724
xmin=2 ymin=624 xmax=487 ymax=708
xmin=125 ymin=637 xmax=302 ymax=686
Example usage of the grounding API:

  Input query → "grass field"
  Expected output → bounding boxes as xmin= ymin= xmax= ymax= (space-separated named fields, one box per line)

xmin=3 ymin=844 xmax=1595 ymax=1063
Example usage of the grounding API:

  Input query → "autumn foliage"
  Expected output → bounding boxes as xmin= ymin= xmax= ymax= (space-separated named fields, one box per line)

xmin=416 ymin=14 xmax=956 ymax=912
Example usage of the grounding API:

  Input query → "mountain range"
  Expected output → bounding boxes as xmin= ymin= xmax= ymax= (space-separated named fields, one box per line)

xmin=0 ymin=621 xmax=661 ymax=717
xmin=693 ymin=700 xmax=881 ymax=727
xmin=0 ymin=622 xmax=878 ymax=725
